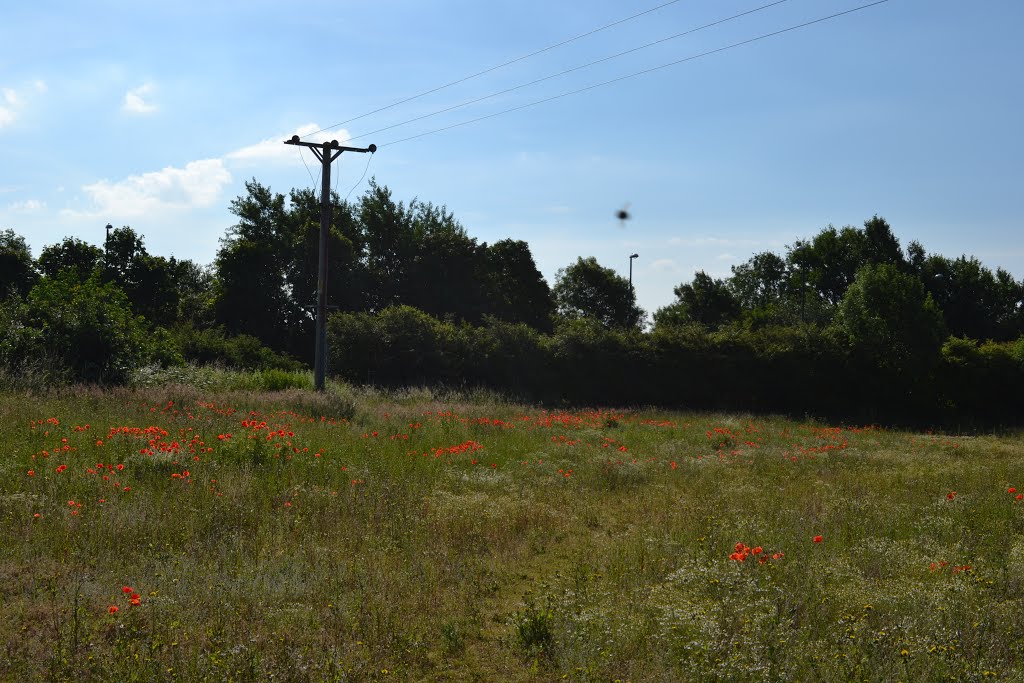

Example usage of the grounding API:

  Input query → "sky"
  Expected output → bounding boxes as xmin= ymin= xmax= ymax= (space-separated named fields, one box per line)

xmin=2 ymin=0 xmax=1022 ymax=318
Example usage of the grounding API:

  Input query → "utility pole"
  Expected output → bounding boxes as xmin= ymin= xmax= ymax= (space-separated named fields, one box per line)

xmin=629 ymin=253 xmax=639 ymax=290
xmin=284 ymin=135 xmax=376 ymax=391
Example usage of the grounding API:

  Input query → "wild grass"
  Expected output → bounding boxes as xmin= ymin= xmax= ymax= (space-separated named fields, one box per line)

xmin=1 ymin=382 xmax=1022 ymax=681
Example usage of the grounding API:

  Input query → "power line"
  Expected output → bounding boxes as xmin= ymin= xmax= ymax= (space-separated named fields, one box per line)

xmin=378 ymin=0 xmax=891 ymax=149
xmin=337 ymin=0 xmax=793 ymax=146
xmin=300 ymin=0 xmax=686 ymax=139
xmin=298 ymin=148 xmax=319 ymax=199
xmin=344 ymin=153 xmax=375 ymax=203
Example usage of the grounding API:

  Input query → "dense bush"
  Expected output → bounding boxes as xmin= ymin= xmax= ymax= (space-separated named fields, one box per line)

xmin=327 ymin=304 xmax=1024 ymax=425
xmin=20 ymin=274 xmax=152 ymax=384
xmin=170 ymin=324 xmax=304 ymax=371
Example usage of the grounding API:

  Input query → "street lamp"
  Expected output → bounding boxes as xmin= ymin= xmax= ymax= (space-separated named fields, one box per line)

xmin=629 ymin=253 xmax=639 ymax=290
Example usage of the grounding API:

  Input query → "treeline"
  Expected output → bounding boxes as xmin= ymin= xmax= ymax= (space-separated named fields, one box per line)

xmin=2 ymin=179 xmax=1023 ymax=423
xmin=0 ymin=179 xmax=555 ymax=383
xmin=329 ymin=307 xmax=1024 ymax=424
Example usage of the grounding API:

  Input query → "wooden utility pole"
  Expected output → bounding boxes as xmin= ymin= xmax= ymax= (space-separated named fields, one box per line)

xmin=283 ymin=135 xmax=376 ymax=391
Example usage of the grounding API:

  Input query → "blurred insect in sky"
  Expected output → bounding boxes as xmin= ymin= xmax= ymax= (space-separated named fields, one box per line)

xmin=616 ymin=203 xmax=631 ymax=227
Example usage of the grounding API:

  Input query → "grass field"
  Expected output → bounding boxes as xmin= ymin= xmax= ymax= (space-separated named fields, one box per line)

xmin=2 ymin=380 xmax=1023 ymax=681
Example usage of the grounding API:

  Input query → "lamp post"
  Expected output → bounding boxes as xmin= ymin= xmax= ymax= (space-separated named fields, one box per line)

xmin=629 ymin=253 xmax=639 ymax=290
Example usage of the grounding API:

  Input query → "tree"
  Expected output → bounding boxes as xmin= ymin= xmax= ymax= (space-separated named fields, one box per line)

xmin=173 ymin=259 xmax=216 ymax=328
xmin=918 ymin=254 xmax=1022 ymax=341
xmin=861 ymin=215 xmax=905 ymax=269
xmin=729 ymin=251 xmax=788 ymax=311
xmin=99 ymin=227 xmax=180 ymax=327
xmin=837 ymin=263 xmax=946 ymax=375
xmin=214 ymin=181 xmax=307 ymax=356
xmin=552 ymin=256 xmax=643 ymax=330
xmin=787 ymin=225 xmax=865 ymax=308
xmin=37 ymin=237 xmax=103 ymax=282
xmin=24 ymin=273 xmax=151 ymax=383
xmin=483 ymin=239 xmax=554 ymax=331
xmin=0 ymin=229 xmax=37 ymax=299
xmin=670 ymin=271 xmax=741 ymax=330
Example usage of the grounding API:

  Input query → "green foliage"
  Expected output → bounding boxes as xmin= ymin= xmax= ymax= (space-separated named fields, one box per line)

xmin=552 ymin=256 xmax=644 ymax=330
xmin=0 ymin=228 xmax=37 ymax=299
xmin=37 ymin=237 xmax=103 ymax=282
xmin=213 ymin=180 xmax=556 ymax=363
xmin=658 ymin=271 xmax=740 ymax=330
xmin=915 ymin=253 xmax=1023 ymax=341
xmin=837 ymin=263 xmax=947 ymax=372
xmin=24 ymin=274 xmax=151 ymax=383
xmin=170 ymin=324 xmax=302 ymax=371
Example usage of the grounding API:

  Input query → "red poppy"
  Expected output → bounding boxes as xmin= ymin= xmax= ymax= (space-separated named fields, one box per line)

xmin=109 ymin=606 xmax=119 ymax=614
xmin=813 ymin=535 xmax=824 ymax=544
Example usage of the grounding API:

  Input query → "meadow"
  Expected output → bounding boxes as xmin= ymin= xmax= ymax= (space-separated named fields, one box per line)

xmin=1 ymin=376 xmax=1022 ymax=681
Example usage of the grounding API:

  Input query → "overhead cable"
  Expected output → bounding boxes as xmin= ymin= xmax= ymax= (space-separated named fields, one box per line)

xmin=299 ymin=0 xmax=687 ymax=139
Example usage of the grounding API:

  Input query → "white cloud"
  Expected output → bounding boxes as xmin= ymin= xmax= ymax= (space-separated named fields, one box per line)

xmin=123 ymin=83 xmax=157 ymax=114
xmin=225 ymin=123 xmax=354 ymax=166
xmin=65 ymin=159 xmax=231 ymax=218
xmin=669 ymin=236 xmax=756 ymax=247
xmin=8 ymin=199 xmax=45 ymax=212
xmin=0 ymin=80 xmax=47 ymax=129
xmin=650 ymin=258 xmax=678 ymax=273
xmin=716 ymin=253 xmax=737 ymax=261
xmin=1 ymin=88 xmax=20 ymax=127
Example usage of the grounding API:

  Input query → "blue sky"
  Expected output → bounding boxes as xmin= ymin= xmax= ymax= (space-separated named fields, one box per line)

xmin=2 ymin=0 xmax=1021 ymax=318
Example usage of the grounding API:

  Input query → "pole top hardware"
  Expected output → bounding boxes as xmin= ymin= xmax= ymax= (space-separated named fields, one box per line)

xmin=284 ymin=136 xmax=376 ymax=154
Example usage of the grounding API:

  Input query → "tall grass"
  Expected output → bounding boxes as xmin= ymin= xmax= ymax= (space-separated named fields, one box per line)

xmin=1 ymin=384 xmax=1021 ymax=681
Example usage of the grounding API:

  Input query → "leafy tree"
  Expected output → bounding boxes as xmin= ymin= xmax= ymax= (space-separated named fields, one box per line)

xmin=729 ymin=251 xmax=788 ymax=311
xmin=483 ymin=239 xmax=554 ymax=331
xmin=785 ymin=216 xmax=906 ymax=317
xmin=99 ymin=227 xmax=180 ymax=327
xmin=24 ymin=273 xmax=151 ymax=383
xmin=552 ymin=256 xmax=643 ymax=330
xmin=916 ymin=254 xmax=1023 ymax=341
xmin=861 ymin=215 xmax=906 ymax=269
xmin=37 ymin=237 xmax=103 ymax=282
xmin=655 ymin=271 xmax=740 ymax=330
xmin=173 ymin=259 xmax=216 ymax=327
xmin=214 ymin=181 xmax=308 ymax=356
xmin=215 ymin=237 xmax=295 ymax=346
xmin=0 ymin=229 xmax=37 ymax=299
xmin=837 ymin=263 xmax=946 ymax=374
xmin=787 ymin=225 xmax=865 ymax=309
xmin=651 ymin=301 xmax=690 ymax=330
xmin=103 ymin=226 xmax=147 ymax=285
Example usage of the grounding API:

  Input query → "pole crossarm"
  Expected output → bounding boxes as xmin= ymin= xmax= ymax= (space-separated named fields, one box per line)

xmin=283 ymin=135 xmax=376 ymax=155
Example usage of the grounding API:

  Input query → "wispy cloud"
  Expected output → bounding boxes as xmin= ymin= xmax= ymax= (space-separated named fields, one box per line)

xmin=64 ymin=159 xmax=231 ymax=218
xmin=123 ymin=83 xmax=157 ymax=114
xmin=0 ymin=81 xmax=45 ymax=129
xmin=669 ymin=236 xmax=761 ymax=247
xmin=650 ymin=258 xmax=678 ymax=273
xmin=226 ymin=123 xmax=354 ymax=166
xmin=7 ymin=199 xmax=45 ymax=212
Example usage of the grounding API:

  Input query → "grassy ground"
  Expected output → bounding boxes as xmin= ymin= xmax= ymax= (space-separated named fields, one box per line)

xmin=1 ymin=380 xmax=1022 ymax=682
